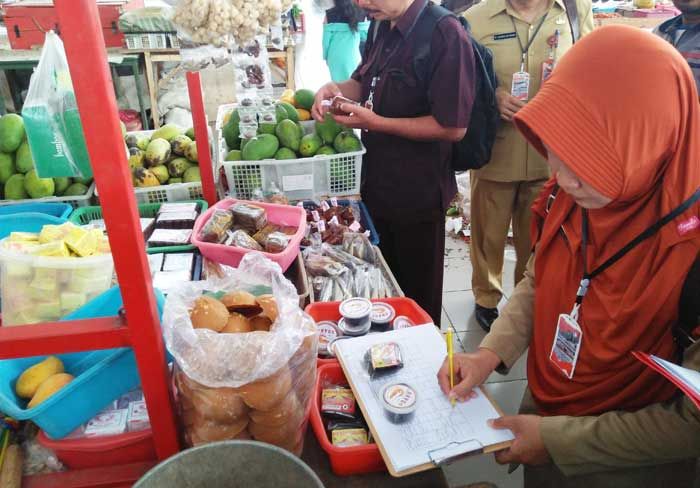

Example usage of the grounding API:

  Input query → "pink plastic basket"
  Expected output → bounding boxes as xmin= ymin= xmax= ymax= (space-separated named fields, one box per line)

xmin=191 ymin=198 xmax=306 ymax=272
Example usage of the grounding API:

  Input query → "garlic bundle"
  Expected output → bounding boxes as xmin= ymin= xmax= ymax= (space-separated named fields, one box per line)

xmin=173 ymin=0 xmax=293 ymax=46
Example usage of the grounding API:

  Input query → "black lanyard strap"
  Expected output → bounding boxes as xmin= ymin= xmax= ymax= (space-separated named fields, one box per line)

xmin=576 ymin=187 xmax=700 ymax=305
xmin=510 ymin=12 xmax=548 ymax=67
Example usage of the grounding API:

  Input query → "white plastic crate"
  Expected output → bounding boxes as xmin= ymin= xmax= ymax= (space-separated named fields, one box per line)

xmin=0 ymin=182 xmax=96 ymax=209
xmin=124 ymin=33 xmax=168 ymax=50
xmin=115 ymin=129 xmax=211 ymax=204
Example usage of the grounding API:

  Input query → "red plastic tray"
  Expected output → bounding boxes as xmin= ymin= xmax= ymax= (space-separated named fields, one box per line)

xmin=310 ymin=362 xmax=386 ymax=476
xmin=305 ymin=297 xmax=433 ymax=367
xmin=37 ymin=429 xmax=156 ymax=470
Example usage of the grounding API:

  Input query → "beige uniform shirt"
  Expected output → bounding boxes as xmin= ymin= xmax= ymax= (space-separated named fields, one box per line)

xmin=464 ymin=0 xmax=594 ymax=182
xmin=481 ymin=255 xmax=700 ymax=477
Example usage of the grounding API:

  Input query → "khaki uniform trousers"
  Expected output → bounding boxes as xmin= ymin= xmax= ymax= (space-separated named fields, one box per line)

xmin=469 ymin=174 xmax=547 ymax=309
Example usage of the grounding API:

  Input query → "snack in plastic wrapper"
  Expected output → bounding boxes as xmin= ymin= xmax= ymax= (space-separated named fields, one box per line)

xmin=342 ymin=232 xmax=376 ymax=263
xmin=226 ymin=230 xmax=263 ymax=251
xmin=231 ymin=203 xmax=268 ymax=233
xmin=264 ymin=232 xmax=291 ymax=253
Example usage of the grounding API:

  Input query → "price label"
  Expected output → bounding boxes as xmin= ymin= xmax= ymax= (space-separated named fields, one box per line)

xmin=282 ymin=174 xmax=314 ymax=192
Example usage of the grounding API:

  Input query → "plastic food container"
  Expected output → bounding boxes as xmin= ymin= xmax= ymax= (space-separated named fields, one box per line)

xmin=305 ymin=297 xmax=433 ymax=367
xmin=37 ymin=428 xmax=156 ymax=469
xmin=310 ymin=362 xmax=386 ymax=476
xmin=191 ymin=198 xmax=306 ymax=272
xmin=0 ymin=202 xmax=72 ymax=220
xmin=0 ymin=286 xmax=165 ymax=439
xmin=0 ymin=238 xmax=114 ymax=326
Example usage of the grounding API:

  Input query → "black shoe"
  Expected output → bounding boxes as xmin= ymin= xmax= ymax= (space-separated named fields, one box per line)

xmin=475 ymin=305 xmax=499 ymax=332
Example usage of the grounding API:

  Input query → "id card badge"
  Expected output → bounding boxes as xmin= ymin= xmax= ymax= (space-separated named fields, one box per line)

xmin=541 ymin=59 xmax=555 ymax=83
xmin=549 ymin=313 xmax=583 ymax=379
xmin=511 ymin=71 xmax=530 ymax=101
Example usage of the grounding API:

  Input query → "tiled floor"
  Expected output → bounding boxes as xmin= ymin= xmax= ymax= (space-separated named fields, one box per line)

xmin=440 ymin=233 xmax=527 ymax=488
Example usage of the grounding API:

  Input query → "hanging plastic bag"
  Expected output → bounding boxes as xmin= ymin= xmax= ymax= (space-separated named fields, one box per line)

xmin=164 ymin=253 xmax=317 ymax=454
xmin=22 ymin=31 xmax=92 ymax=179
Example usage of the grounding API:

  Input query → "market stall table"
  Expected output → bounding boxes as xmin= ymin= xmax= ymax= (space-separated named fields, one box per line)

xmin=0 ymin=48 xmax=148 ymax=128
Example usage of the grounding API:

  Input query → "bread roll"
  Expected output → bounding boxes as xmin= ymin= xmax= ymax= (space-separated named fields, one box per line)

xmin=221 ymin=290 xmax=262 ymax=317
xmin=189 ymin=413 xmax=249 ymax=443
xmin=221 ymin=312 xmax=253 ymax=334
xmin=249 ymin=392 xmax=304 ymax=428
xmin=250 ymin=315 xmax=272 ymax=332
xmin=256 ymin=294 xmax=278 ymax=322
xmin=249 ymin=414 xmax=303 ymax=446
xmin=240 ymin=366 xmax=293 ymax=411
xmin=190 ymin=296 xmax=229 ymax=332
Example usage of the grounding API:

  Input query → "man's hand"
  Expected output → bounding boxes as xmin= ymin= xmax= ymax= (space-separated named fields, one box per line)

xmin=332 ymin=104 xmax=381 ymax=131
xmin=496 ymin=87 xmax=526 ymax=122
xmin=312 ymin=82 xmax=343 ymax=121
xmin=437 ymin=348 xmax=501 ymax=403
xmin=490 ymin=415 xmax=551 ymax=466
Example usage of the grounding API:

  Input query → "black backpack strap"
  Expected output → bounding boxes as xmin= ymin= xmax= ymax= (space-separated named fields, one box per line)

xmin=563 ymin=0 xmax=580 ymax=43
xmin=412 ymin=3 xmax=452 ymax=87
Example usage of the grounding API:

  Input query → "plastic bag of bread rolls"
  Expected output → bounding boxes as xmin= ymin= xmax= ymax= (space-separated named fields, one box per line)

xmin=164 ymin=253 xmax=318 ymax=455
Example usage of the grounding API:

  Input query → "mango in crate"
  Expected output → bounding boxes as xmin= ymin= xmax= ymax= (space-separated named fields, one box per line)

xmin=63 ymin=182 xmax=89 ymax=196
xmin=24 ymin=170 xmax=54 ymax=198
xmin=28 ymin=373 xmax=74 ymax=409
xmin=151 ymin=124 xmax=183 ymax=142
xmin=15 ymin=356 xmax=65 ymax=399
xmin=134 ymin=168 xmax=161 ymax=188
xmin=171 ymin=135 xmax=192 ymax=156
xmin=151 ymin=165 xmax=170 ymax=185
xmin=144 ymin=138 xmax=171 ymax=167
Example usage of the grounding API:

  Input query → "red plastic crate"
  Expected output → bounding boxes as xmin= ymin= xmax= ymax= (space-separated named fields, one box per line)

xmin=305 ymin=297 xmax=433 ymax=367
xmin=37 ymin=429 xmax=156 ymax=470
xmin=310 ymin=362 xmax=386 ymax=476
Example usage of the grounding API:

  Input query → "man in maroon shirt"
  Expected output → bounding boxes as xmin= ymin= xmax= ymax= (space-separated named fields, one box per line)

xmin=312 ymin=0 xmax=476 ymax=324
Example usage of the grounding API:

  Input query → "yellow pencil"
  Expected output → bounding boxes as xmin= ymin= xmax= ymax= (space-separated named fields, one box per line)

xmin=447 ymin=329 xmax=455 ymax=407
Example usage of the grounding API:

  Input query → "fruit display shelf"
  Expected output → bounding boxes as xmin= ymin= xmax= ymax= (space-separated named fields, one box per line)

xmin=0 ymin=182 xmax=96 ymax=209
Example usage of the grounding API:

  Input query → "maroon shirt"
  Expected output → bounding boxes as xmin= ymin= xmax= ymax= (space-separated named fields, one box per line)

xmin=351 ymin=0 xmax=475 ymax=221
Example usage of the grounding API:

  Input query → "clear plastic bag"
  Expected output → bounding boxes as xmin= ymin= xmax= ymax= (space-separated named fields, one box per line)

xmin=163 ymin=254 xmax=318 ymax=453
xmin=22 ymin=31 xmax=92 ymax=179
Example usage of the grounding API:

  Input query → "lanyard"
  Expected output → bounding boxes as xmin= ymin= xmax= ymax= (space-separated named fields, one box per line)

xmin=575 ymin=187 xmax=700 ymax=308
xmin=511 ymin=13 xmax=549 ymax=71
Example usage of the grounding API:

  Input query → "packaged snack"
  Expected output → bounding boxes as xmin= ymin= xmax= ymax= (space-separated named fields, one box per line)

xmin=329 ymin=95 xmax=360 ymax=115
xmin=159 ymin=202 xmax=198 ymax=214
xmin=231 ymin=203 xmax=267 ymax=233
xmin=198 ymin=209 xmax=233 ymax=243
xmin=162 ymin=253 xmax=195 ymax=273
xmin=266 ymin=183 xmax=289 ymax=205
xmin=252 ymin=224 xmax=280 ymax=246
xmin=156 ymin=210 xmax=198 ymax=230
xmin=127 ymin=400 xmax=150 ymax=432
xmin=226 ymin=230 xmax=263 ymax=251
xmin=331 ymin=428 xmax=369 ymax=447
xmin=147 ymin=229 xmax=192 ymax=247
xmin=393 ymin=315 xmax=415 ymax=330
xmin=367 ymin=342 xmax=403 ymax=374
xmin=371 ymin=302 xmax=396 ymax=332
xmin=321 ymin=386 xmax=357 ymax=420
xmin=317 ymin=321 xmax=342 ymax=357
xmin=84 ymin=409 xmax=128 ymax=437
xmin=381 ymin=383 xmax=417 ymax=424
xmin=117 ymin=389 xmax=144 ymax=409
xmin=264 ymin=232 xmax=291 ymax=253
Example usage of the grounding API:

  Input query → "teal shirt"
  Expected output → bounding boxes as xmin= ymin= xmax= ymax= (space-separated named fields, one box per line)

xmin=323 ymin=21 xmax=370 ymax=82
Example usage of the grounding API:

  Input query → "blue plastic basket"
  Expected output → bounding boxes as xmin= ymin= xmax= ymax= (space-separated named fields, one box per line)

xmin=302 ymin=200 xmax=380 ymax=246
xmin=0 ymin=212 xmax=66 ymax=240
xmin=0 ymin=286 xmax=165 ymax=439
xmin=0 ymin=202 xmax=72 ymax=220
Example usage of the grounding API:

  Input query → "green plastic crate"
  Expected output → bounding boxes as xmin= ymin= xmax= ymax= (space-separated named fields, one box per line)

xmin=68 ymin=200 xmax=208 ymax=254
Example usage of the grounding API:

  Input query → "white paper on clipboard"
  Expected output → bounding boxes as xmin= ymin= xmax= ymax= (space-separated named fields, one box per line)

xmin=335 ymin=325 xmax=514 ymax=475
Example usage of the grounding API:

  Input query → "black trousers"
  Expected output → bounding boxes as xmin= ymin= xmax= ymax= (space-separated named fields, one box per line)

xmin=372 ymin=215 xmax=445 ymax=324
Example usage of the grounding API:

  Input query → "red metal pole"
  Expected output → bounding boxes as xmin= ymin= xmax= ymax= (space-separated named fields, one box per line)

xmin=54 ymin=0 xmax=180 ymax=459
xmin=186 ymin=71 xmax=218 ymax=207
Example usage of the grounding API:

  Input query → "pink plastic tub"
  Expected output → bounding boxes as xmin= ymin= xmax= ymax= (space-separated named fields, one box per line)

xmin=191 ymin=198 xmax=306 ymax=271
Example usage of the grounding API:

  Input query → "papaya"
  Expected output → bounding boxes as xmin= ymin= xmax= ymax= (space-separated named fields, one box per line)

xmin=222 ymin=110 xmax=241 ymax=150
xmin=275 ymin=120 xmax=302 ymax=152
xmin=274 ymin=148 xmax=297 ymax=160
xmin=275 ymin=105 xmax=289 ymax=123
xmin=299 ymin=134 xmax=322 ymax=158
xmin=242 ymin=134 xmax=280 ymax=161
xmin=293 ymin=89 xmax=315 ymax=111
xmin=315 ymin=113 xmax=343 ymax=145
xmin=333 ymin=131 xmax=362 ymax=153
xmin=278 ymin=102 xmax=299 ymax=123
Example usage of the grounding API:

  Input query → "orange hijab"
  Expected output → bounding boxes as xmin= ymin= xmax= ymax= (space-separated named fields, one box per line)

xmin=513 ymin=26 xmax=700 ymax=416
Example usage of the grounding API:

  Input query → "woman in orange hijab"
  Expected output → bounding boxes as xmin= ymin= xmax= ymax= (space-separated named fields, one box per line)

xmin=439 ymin=25 xmax=700 ymax=486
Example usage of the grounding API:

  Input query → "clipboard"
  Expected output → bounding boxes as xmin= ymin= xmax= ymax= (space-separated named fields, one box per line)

xmin=335 ymin=325 xmax=514 ymax=477
xmin=633 ymin=351 xmax=700 ymax=410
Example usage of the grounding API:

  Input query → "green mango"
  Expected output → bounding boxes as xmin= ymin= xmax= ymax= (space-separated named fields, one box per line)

xmin=222 ymin=110 xmax=241 ymax=150
xmin=278 ymin=102 xmax=299 ymax=123
xmin=315 ymin=112 xmax=344 ymax=145
xmin=275 ymin=119 xmax=301 ymax=152
xmin=316 ymin=145 xmax=336 ymax=156
xmin=299 ymin=134 xmax=322 ymax=158
xmin=0 ymin=114 xmax=25 ymax=153
xmin=225 ymin=150 xmax=242 ymax=161
xmin=294 ymin=89 xmax=315 ymax=111
xmin=0 ymin=152 xmax=15 ymax=184
xmin=274 ymin=148 xmax=297 ymax=160
xmin=333 ymin=130 xmax=362 ymax=153
xmin=242 ymin=134 xmax=280 ymax=161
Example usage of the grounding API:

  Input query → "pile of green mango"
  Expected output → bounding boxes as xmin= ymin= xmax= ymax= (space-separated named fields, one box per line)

xmin=221 ymin=108 xmax=362 ymax=163
xmin=125 ymin=124 xmax=202 ymax=188
xmin=0 ymin=113 xmax=92 ymax=201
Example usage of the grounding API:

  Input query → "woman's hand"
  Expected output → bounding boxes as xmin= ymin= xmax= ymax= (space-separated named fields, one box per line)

xmin=496 ymin=87 xmax=526 ymax=122
xmin=332 ymin=103 xmax=381 ymax=131
xmin=312 ymin=82 xmax=342 ymax=121
xmin=490 ymin=415 xmax=551 ymax=466
xmin=437 ymin=348 xmax=501 ymax=402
